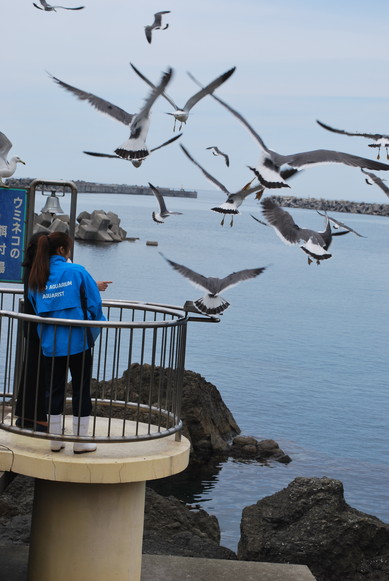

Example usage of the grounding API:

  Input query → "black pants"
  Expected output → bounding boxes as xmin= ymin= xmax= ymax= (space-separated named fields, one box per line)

xmin=44 ymin=349 xmax=93 ymax=417
xmin=15 ymin=324 xmax=48 ymax=423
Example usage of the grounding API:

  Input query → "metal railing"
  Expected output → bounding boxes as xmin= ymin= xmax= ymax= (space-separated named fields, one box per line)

xmin=0 ymin=288 xmax=218 ymax=444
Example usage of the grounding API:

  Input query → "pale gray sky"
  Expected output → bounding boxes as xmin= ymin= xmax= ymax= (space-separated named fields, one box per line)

xmin=3 ymin=0 xmax=389 ymax=202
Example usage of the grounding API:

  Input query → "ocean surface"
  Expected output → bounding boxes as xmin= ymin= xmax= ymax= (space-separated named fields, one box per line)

xmin=42 ymin=188 xmax=389 ymax=550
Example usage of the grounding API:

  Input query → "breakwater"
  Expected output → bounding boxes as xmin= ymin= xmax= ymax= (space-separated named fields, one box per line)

xmin=270 ymin=194 xmax=389 ymax=216
xmin=6 ymin=178 xmax=197 ymax=199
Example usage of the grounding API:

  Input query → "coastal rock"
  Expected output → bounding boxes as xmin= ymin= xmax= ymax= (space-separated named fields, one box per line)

xmin=92 ymin=366 xmax=288 ymax=464
xmin=238 ymin=476 xmax=389 ymax=581
xmin=93 ymin=365 xmax=240 ymax=458
xmin=143 ymin=487 xmax=236 ymax=559
xmin=230 ymin=436 xmax=292 ymax=464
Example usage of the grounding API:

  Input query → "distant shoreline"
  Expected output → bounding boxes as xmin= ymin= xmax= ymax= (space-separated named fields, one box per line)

xmin=5 ymin=178 xmax=197 ymax=199
xmin=5 ymin=179 xmax=389 ymax=214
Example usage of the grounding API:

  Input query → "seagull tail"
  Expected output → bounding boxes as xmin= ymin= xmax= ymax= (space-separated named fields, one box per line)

xmin=194 ymin=295 xmax=230 ymax=315
xmin=300 ymin=246 xmax=332 ymax=261
xmin=115 ymin=147 xmax=149 ymax=160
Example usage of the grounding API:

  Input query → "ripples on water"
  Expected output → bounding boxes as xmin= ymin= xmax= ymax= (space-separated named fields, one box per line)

xmin=68 ymin=190 xmax=388 ymax=550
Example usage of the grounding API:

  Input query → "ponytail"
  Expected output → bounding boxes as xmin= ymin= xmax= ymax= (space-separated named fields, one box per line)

xmin=28 ymin=233 xmax=73 ymax=292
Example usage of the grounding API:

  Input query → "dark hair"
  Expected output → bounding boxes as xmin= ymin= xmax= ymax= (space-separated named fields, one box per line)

xmin=28 ymin=233 xmax=73 ymax=292
xmin=22 ymin=232 xmax=47 ymax=269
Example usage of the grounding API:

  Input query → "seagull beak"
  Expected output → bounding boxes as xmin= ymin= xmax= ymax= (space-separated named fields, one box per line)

xmin=19 ymin=159 xmax=26 ymax=165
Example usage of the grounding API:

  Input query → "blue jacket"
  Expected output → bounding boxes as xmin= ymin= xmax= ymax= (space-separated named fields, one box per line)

xmin=28 ymin=255 xmax=105 ymax=357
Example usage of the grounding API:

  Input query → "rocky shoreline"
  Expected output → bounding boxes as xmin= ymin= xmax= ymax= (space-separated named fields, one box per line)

xmin=1 ymin=368 xmax=388 ymax=580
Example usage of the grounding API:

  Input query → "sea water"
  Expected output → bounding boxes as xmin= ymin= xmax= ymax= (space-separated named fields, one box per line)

xmin=71 ymin=189 xmax=388 ymax=550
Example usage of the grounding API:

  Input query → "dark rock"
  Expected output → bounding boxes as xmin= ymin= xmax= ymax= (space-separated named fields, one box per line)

xmin=143 ymin=487 xmax=236 ymax=559
xmin=230 ymin=436 xmax=292 ymax=464
xmin=93 ymin=366 xmax=241 ymax=460
xmin=238 ymin=476 xmax=389 ymax=581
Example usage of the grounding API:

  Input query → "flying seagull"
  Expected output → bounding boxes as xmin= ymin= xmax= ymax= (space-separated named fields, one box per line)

xmin=130 ymin=63 xmax=235 ymax=131
xmin=83 ymin=133 xmax=182 ymax=168
xmin=180 ymin=144 xmax=263 ymax=226
xmin=316 ymin=120 xmax=389 ymax=160
xmin=160 ymin=252 xmax=266 ymax=315
xmin=149 ymin=183 xmax=183 ymax=223
xmin=145 ymin=11 xmax=170 ymax=44
xmin=33 ymin=0 xmax=84 ymax=10
xmin=206 ymin=146 xmax=230 ymax=167
xmin=188 ymin=74 xmax=389 ymax=188
xmin=0 ymin=132 xmax=25 ymax=187
xmin=49 ymin=68 xmax=173 ymax=164
xmin=361 ymin=168 xmax=389 ymax=198
xmin=260 ymin=198 xmax=360 ymax=264
xmin=315 ymin=210 xmax=365 ymax=238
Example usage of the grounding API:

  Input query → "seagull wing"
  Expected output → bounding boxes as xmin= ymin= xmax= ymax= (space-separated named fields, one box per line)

xmin=83 ymin=151 xmax=120 ymax=159
xmin=149 ymin=183 xmax=169 ymax=214
xmin=188 ymin=72 xmax=269 ymax=154
xmin=33 ymin=2 xmax=45 ymax=9
xmin=132 ymin=67 xmax=173 ymax=123
xmin=250 ymin=214 xmax=269 ymax=227
xmin=0 ymin=132 xmax=12 ymax=160
xmin=160 ymin=253 xmax=215 ymax=293
xmin=150 ymin=133 xmax=182 ymax=153
xmin=316 ymin=120 xmax=389 ymax=140
xmin=180 ymin=144 xmax=229 ymax=194
xmin=53 ymin=4 xmax=84 ymax=9
xmin=277 ymin=149 xmax=389 ymax=171
xmin=144 ymin=26 xmax=152 ymax=43
xmin=361 ymin=169 xmax=389 ymax=196
xmin=130 ymin=63 xmax=178 ymax=110
xmin=216 ymin=267 xmax=266 ymax=293
xmin=183 ymin=67 xmax=236 ymax=113
xmin=261 ymin=198 xmax=304 ymax=244
xmin=152 ymin=11 xmax=170 ymax=26
xmin=49 ymin=73 xmax=134 ymax=125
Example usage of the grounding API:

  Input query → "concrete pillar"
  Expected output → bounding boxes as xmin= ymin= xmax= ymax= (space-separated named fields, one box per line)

xmin=29 ymin=479 xmax=146 ymax=581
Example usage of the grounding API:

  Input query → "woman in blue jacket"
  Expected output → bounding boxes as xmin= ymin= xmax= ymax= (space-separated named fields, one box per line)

xmin=28 ymin=232 xmax=105 ymax=454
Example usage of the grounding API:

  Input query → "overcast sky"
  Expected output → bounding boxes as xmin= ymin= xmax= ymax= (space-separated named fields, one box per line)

xmin=3 ymin=0 xmax=389 ymax=202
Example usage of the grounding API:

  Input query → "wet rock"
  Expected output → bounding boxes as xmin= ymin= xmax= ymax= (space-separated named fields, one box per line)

xmin=238 ymin=476 xmax=389 ymax=581
xmin=143 ymin=487 xmax=236 ymax=559
xmin=230 ymin=436 xmax=292 ymax=464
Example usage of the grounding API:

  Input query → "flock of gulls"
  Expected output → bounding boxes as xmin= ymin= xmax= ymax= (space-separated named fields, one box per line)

xmin=2 ymin=6 xmax=389 ymax=315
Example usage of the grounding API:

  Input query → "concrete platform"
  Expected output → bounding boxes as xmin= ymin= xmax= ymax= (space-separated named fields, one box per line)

xmin=0 ymin=545 xmax=317 ymax=580
xmin=0 ymin=417 xmax=190 ymax=483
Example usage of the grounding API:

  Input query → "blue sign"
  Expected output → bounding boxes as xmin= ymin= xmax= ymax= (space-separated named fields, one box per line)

xmin=0 ymin=188 xmax=27 ymax=283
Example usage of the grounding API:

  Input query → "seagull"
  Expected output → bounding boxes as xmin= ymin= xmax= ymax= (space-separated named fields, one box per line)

xmin=49 ymin=68 xmax=173 ymax=164
xmin=315 ymin=210 xmax=366 ymax=238
xmin=160 ymin=252 xmax=266 ymax=315
xmin=206 ymin=146 xmax=230 ymax=167
xmin=316 ymin=120 xmax=389 ymax=160
xmin=0 ymin=132 xmax=25 ymax=187
xmin=149 ymin=183 xmax=183 ymax=223
xmin=144 ymin=11 xmax=170 ymax=44
xmin=361 ymin=168 xmax=389 ymax=198
xmin=188 ymin=75 xmax=389 ymax=188
xmin=260 ymin=197 xmax=359 ymax=264
xmin=33 ymin=0 xmax=84 ymax=10
xmin=83 ymin=133 xmax=182 ymax=168
xmin=180 ymin=144 xmax=263 ymax=226
xmin=130 ymin=63 xmax=235 ymax=131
